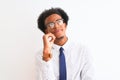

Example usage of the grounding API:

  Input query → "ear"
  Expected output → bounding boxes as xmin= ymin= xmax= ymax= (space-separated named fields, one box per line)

xmin=64 ymin=23 xmax=67 ymax=28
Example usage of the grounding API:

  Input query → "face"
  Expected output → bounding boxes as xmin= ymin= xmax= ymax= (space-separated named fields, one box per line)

xmin=45 ymin=14 xmax=67 ymax=38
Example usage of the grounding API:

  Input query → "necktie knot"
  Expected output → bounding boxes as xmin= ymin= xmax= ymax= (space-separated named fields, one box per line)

xmin=60 ymin=47 xmax=64 ymax=50
xmin=59 ymin=47 xmax=64 ymax=55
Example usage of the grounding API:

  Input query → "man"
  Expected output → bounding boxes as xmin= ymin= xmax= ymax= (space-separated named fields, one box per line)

xmin=36 ymin=7 xmax=94 ymax=80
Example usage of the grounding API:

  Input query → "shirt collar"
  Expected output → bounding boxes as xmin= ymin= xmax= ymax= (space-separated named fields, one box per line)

xmin=52 ymin=38 xmax=70 ymax=52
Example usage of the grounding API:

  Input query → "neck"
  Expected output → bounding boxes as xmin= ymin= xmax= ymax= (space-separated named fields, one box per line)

xmin=54 ymin=35 xmax=68 ymax=46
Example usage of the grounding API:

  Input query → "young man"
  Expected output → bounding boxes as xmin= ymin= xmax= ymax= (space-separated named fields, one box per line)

xmin=36 ymin=7 xmax=94 ymax=80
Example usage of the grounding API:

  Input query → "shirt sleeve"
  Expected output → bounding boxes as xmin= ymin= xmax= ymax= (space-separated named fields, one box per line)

xmin=35 ymin=51 xmax=56 ymax=80
xmin=81 ymin=47 xmax=95 ymax=80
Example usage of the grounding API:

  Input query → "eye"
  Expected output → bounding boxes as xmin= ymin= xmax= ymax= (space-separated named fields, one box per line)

xmin=57 ymin=19 xmax=64 ymax=25
xmin=48 ymin=22 xmax=54 ymax=28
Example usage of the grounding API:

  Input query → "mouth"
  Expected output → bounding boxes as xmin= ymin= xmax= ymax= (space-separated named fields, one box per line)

xmin=52 ymin=29 xmax=63 ymax=37
xmin=53 ymin=29 xmax=62 ymax=34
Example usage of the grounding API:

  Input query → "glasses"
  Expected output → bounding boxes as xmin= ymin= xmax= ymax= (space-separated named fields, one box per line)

xmin=46 ymin=19 xmax=64 ymax=29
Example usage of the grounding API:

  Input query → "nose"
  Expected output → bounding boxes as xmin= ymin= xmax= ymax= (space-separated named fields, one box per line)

xmin=54 ymin=22 xmax=59 ymax=29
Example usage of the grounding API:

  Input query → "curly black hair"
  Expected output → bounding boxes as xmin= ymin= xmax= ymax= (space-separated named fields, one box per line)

xmin=37 ymin=7 xmax=69 ymax=33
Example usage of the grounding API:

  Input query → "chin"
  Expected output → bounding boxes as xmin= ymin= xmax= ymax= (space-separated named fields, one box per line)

xmin=56 ymin=35 xmax=64 ymax=40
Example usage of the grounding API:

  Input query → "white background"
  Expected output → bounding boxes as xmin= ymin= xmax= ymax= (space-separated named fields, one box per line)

xmin=0 ymin=0 xmax=120 ymax=80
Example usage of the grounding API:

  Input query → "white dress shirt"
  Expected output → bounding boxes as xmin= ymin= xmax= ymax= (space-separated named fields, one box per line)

xmin=36 ymin=39 xmax=94 ymax=80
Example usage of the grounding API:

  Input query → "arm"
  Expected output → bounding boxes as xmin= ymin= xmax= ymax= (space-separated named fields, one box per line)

xmin=36 ymin=33 xmax=56 ymax=80
xmin=36 ymin=52 xmax=55 ymax=80
xmin=81 ymin=47 xmax=95 ymax=80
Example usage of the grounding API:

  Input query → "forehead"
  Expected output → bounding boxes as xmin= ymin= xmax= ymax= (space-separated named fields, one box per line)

xmin=45 ymin=14 xmax=62 ymax=24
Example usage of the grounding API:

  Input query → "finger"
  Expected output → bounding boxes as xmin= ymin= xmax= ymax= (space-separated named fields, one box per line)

xmin=48 ymin=36 xmax=52 ymax=42
xmin=47 ymin=33 xmax=56 ymax=42
xmin=50 ymin=35 xmax=56 ymax=42
xmin=43 ymin=33 xmax=52 ymax=40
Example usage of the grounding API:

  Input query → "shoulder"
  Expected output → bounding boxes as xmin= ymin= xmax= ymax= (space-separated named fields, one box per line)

xmin=69 ymin=40 xmax=86 ymax=50
xmin=69 ymin=40 xmax=91 ymax=55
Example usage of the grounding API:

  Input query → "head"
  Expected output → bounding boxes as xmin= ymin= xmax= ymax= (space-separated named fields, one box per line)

xmin=37 ymin=7 xmax=69 ymax=35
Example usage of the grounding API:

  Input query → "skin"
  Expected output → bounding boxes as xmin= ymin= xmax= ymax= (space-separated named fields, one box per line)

xmin=43 ymin=14 xmax=68 ymax=61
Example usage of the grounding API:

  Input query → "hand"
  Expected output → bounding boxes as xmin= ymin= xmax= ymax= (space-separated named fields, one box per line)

xmin=43 ymin=33 xmax=56 ymax=54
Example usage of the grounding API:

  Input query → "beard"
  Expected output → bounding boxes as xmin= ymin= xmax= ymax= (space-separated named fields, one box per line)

xmin=55 ymin=36 xmax=64 ymax=40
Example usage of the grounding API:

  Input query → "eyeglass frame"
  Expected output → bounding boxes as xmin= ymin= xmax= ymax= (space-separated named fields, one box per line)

xmin=45 ymin=19 xmax=64 ymax=29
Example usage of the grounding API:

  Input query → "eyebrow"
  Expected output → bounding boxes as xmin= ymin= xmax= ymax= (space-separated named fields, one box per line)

xmin=46 ymin=19 xmax=63 ymax=25
xmin=48 ymin=19 xmax=62 ymax=23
